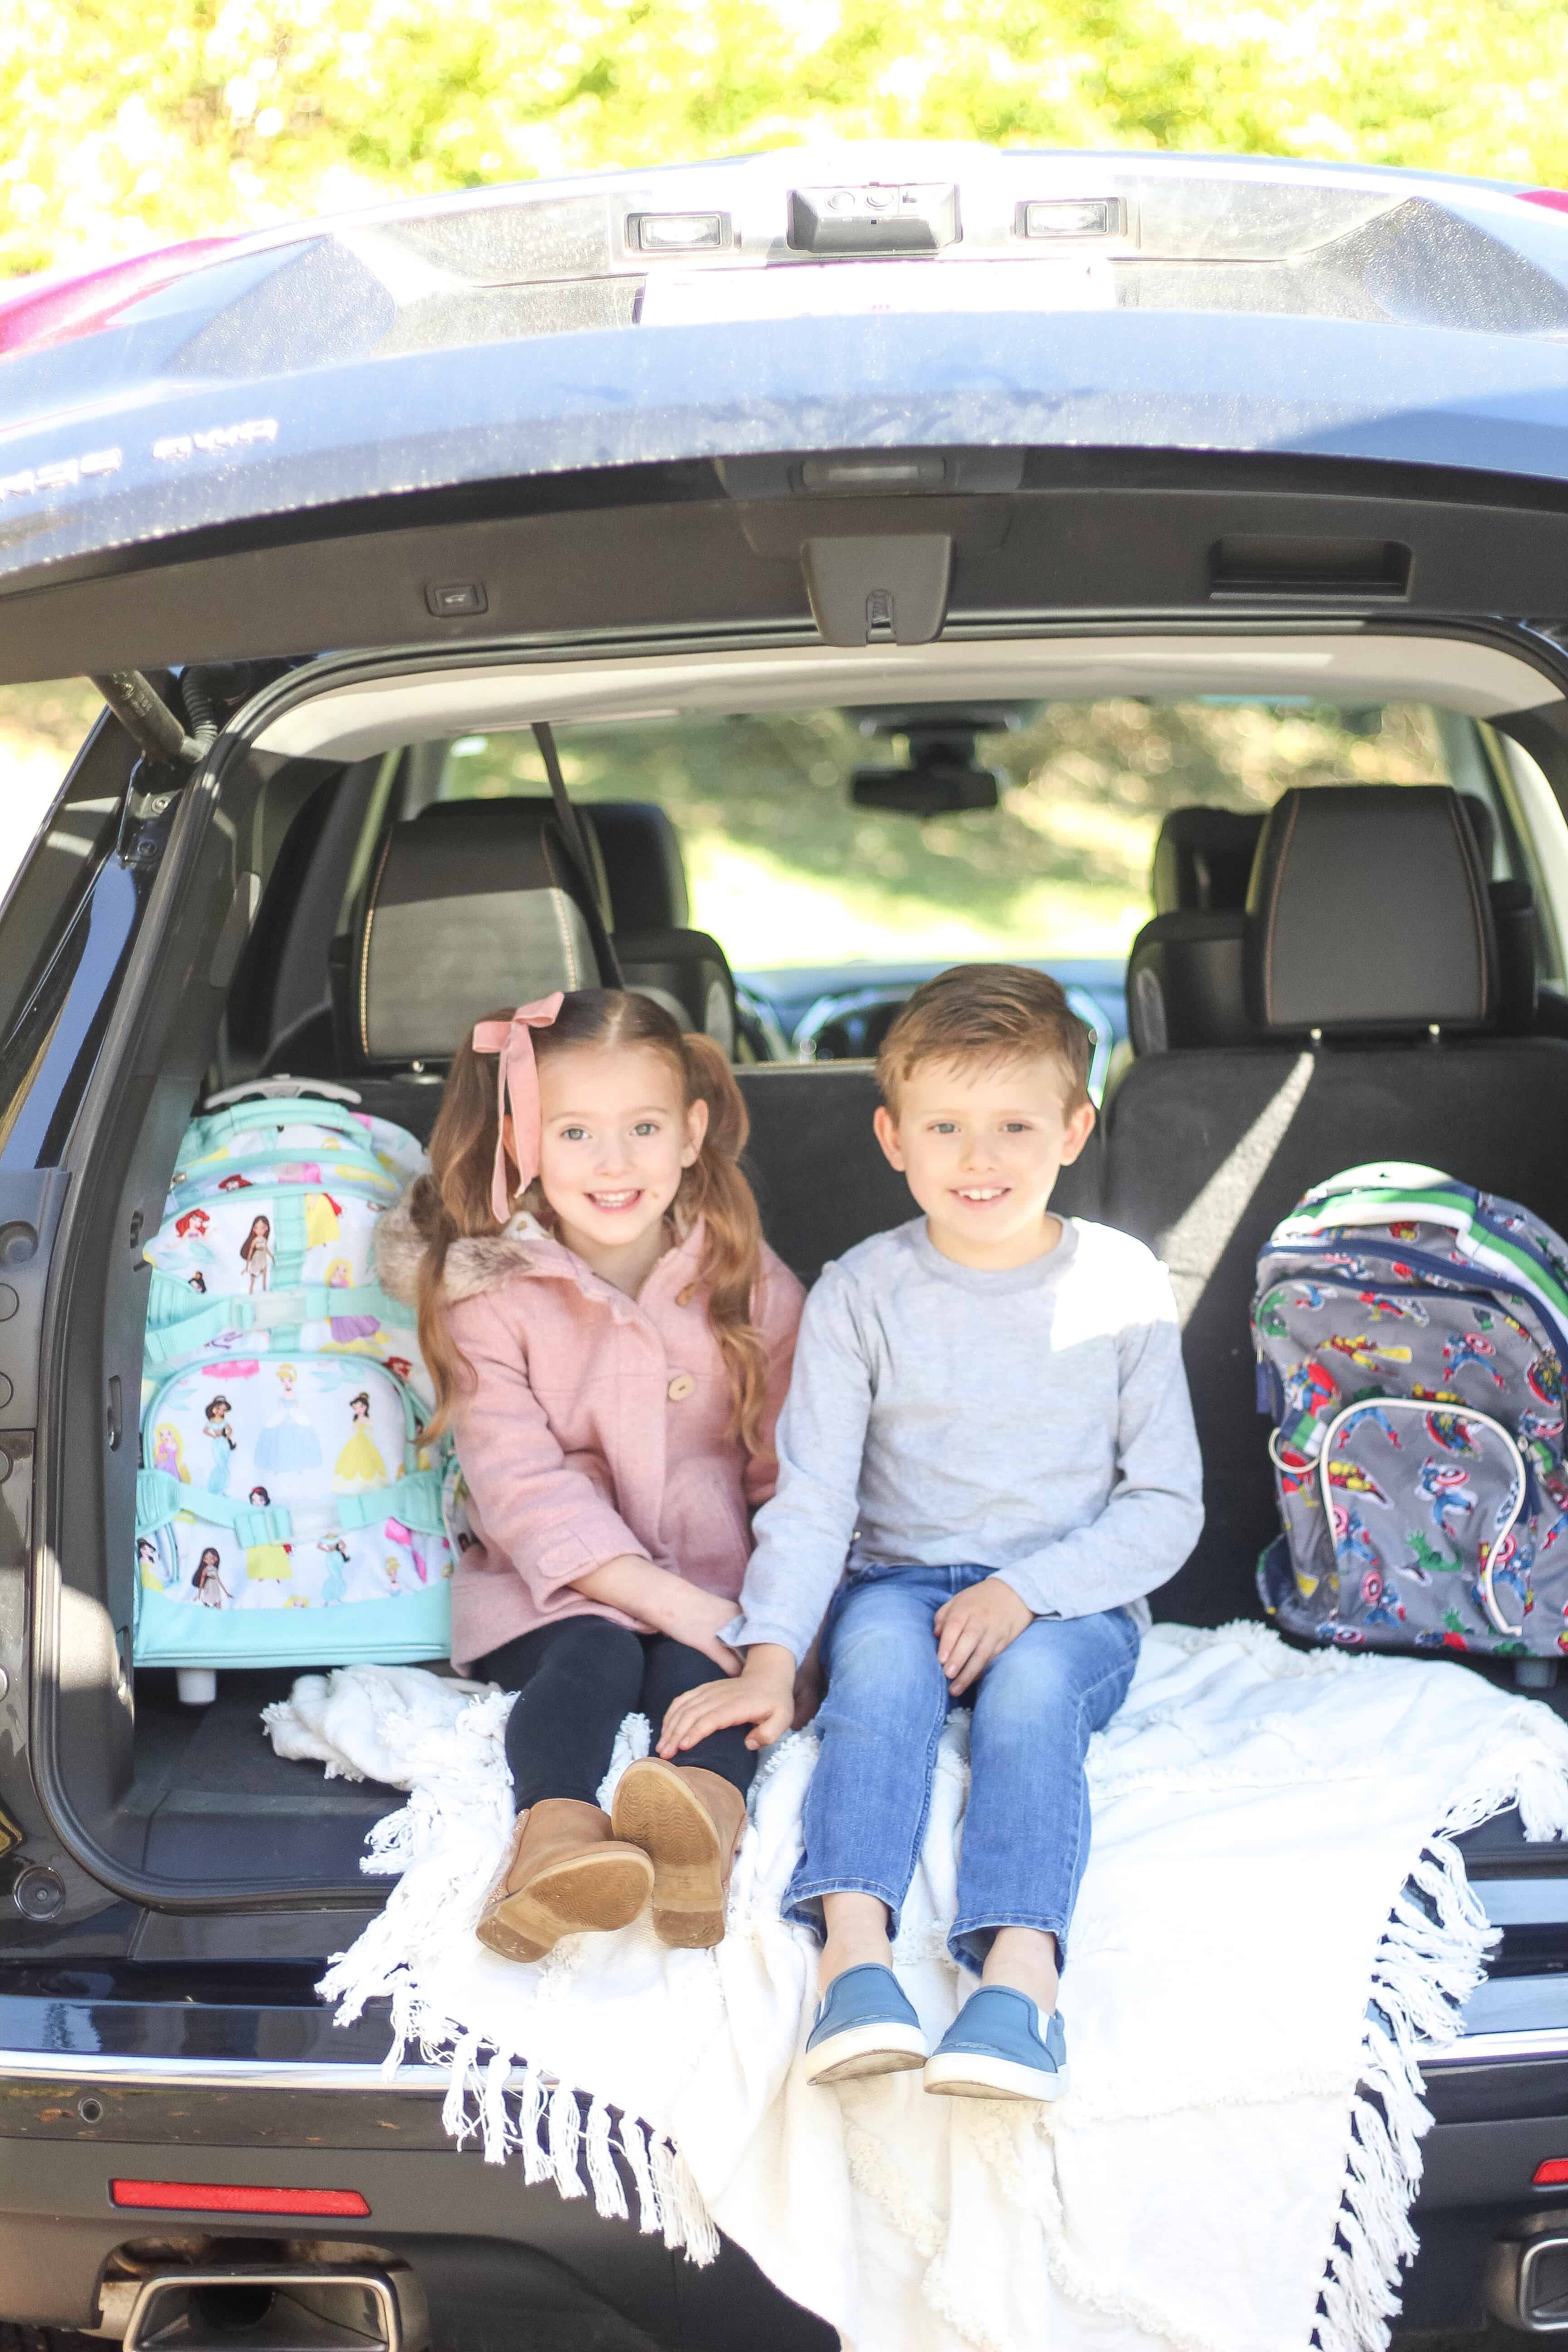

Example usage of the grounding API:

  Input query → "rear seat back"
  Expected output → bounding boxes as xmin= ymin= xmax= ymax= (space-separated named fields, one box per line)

xmin=335 ymin=797 xmax=605 ymax=1072
xmin=586 ymin=796 xmax=740 ymax=1052
xmin=1133 ymin=787 xmax=1535 ymax=1051
xmin=590 ymin=801 xmax=691 ymax=932
xmin=1152 ymin=807 xmax=1263 ymax=916
xmin=738 ymin=1065 xmax=1104 ymax=1285
xmin=1105 ymin=782 xmax=1568 ymax=1627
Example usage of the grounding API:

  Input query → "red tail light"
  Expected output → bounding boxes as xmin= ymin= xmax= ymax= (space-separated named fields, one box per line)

xmin=1532 ymin=2157 xmax=1568 ymax=2186
xmin=0 ymin=239 xmax=237 ymax=361
xmin=1519 ymin=190 xmax=1568 ymax=216
xmin=111 ymin=2179 xmax=370 ymax=2217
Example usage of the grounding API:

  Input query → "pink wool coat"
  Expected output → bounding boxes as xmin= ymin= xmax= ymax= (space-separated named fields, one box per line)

xmin=376 ymin=1194 xmax=804 ymax=1669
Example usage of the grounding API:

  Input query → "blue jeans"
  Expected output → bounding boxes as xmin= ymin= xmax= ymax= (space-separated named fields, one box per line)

xmin=783 ymin=1564 xmax=1141 ymax=1973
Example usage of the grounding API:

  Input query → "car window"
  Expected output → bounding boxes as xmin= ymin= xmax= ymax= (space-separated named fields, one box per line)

xmin=0 ymin=681 xmax=125 ymax=1056
xmin=415 ymin=699 xmax=1465 ymax=970
xmin=1482 ymin=725 xmax=1568 ymax=984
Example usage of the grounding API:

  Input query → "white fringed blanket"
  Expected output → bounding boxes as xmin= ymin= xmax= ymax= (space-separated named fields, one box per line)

xmin=264 ymin=1627 xmax=1568 ymax=2352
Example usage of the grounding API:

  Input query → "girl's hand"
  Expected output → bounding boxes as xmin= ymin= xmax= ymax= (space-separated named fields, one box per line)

xmin=656 ymin=1579 xmax=744 ymax=1677
xmin=573 ymin=1555 xmax=740 ymax=1674
xmin=659 ymin=1645 xmax=796 ymax=1756
xmin=934 ymin=1578 xmax=1033 ymax=1698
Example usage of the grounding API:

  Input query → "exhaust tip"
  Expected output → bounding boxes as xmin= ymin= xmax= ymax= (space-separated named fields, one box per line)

xmin=123 ymin=2264 xmax=414 ymax=2352
xmin=1489 ymin=2232 xmax=1568 ymax=2333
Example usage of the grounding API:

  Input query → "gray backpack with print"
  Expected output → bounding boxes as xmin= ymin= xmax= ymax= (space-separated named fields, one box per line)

xmin=1253 ymin=1163 xmax=1568 ymax=1666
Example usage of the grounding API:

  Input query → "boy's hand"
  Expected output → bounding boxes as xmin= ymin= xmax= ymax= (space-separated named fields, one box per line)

xmin=659 ymin=1644 xmax=797 ymax=1756
xmin=934 ymin=1578 xmax=1033 ymax=1697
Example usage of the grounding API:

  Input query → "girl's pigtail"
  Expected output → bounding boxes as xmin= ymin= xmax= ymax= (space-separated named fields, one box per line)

xmin=409 ymin=1011 xmax=517 ymax=1440
xmin=677 ymin=1032 xmax=771 ymax=1456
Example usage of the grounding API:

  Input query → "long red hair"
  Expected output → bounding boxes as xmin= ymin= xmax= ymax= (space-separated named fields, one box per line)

xmin=407 ymin=990 xmax=771 ymax=1452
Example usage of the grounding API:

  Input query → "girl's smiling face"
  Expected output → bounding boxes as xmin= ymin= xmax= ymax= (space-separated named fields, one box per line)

xmin=532 ymin=1044 xmax=705 ymax=1265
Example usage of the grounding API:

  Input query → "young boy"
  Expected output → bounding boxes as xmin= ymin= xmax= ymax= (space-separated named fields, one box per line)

xmin=659 ymin=965 xmax=1202 ymax=2102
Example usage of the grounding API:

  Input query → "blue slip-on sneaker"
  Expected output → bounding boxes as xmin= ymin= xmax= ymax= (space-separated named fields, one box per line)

xmin=802 ymin=1963 xmax=928 ymax=2086
xmin=922 ymin=1987 xmax=1068 ymax=2103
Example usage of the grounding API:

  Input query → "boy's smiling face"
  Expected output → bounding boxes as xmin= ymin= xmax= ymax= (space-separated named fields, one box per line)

xmin=873 ymin=1052 xmax=1097 ymax=1271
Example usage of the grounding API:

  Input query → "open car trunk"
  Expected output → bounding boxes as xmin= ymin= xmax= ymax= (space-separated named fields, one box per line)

xmin=11 ymin=554 xmax=1568 ymax=1914
xmin=4 ymin=155 xmax=1568 ymax=1913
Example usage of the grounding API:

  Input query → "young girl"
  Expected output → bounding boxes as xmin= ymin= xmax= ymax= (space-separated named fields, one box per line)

xmin=377 ymin=990 xmax=803 ymax=1966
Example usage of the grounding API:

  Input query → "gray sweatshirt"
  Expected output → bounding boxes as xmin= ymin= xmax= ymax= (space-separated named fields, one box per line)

xmin=725 ymin=1216 xmax=1204 ymax=1662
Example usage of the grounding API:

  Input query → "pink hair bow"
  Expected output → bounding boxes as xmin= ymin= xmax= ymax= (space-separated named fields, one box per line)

xmin=472 ymin=994 xmax=564 ymax=1221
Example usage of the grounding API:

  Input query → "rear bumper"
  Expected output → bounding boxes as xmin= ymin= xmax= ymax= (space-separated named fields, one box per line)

xmin=0 ymin=2027 xmax=1564 ymax=2344
xmin=0 ymin=2042 xmax=832 ymax=2352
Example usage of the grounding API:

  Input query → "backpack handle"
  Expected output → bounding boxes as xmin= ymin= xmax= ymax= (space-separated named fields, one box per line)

xmin=203 ymin=1077 xmax=363 ymax=1107
xmin=192 ymin=1098 xmax=372 ymax=1150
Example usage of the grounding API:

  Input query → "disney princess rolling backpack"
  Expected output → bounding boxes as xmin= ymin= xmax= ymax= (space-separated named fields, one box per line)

xmin=135 ymin=1084 xmax=461 ymax=1700
xmin=1254 ymin=1164 xmax=1568 ymax=1679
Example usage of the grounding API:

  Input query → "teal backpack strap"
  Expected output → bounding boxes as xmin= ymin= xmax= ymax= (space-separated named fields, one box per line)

xmin=147 ymin=1260 xmax=245 ymax=1336
xmin=136 ymin=1468 xmax=186 ymax=1535
xmin=143 ymin=1295 xmax=255 ymax=1367
xmin=270 ymin=1191 xmax=311 ymax=1288
xmin=142 ymin=1284 xmax=411 ymax=1377
xmin=259 ymin=1280 xmax=407 ymax=1329
xmin=136 ymin=1470 xmax=291 ymax=1546
xmin=338 ymin=1469 xmax=444 ymax=1536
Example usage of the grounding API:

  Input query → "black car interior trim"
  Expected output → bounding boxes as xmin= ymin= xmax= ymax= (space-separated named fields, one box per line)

xmin=17 ymin=464 xmax=1568 ymax=686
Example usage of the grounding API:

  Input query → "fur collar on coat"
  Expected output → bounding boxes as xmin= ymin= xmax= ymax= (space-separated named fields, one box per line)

xmin=374 ymin=1186 xmax=703 ymax=1310
xmin=374 ymin=1189 xmax=546 ymax=1309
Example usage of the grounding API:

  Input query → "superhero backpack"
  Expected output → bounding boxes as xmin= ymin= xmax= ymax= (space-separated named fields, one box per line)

xmin=1254 ymin=1163 xmax=1568 ymax=1667
xmin=134 ymin=1084 xmax=455 ymax=1695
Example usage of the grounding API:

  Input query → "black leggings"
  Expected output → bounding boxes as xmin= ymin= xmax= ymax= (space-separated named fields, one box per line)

xmin=470 ymin=1616 xmax=758 ymax=1810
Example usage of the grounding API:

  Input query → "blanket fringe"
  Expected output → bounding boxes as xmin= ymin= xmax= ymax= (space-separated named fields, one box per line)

xmin=1315 ymin=1836 xmax=1501 ymax=2352
xmin=326 ymin=1933 xmax=720 ymax=2259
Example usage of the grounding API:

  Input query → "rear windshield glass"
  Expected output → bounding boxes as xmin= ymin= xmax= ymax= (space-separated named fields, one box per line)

xmin=418 ymin=699 xmax=1476 ymax=969
xmin=0 ymin=680 xmax=122 ymax=1031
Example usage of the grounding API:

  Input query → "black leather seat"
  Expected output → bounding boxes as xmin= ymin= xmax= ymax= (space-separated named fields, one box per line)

xmin=330 ymin=796 xmax=607 ymax=1093
xmin=1104 ymin=783 xmax=1568 ymax=1627
xmin=1131 ymin=790 xmax=1534 ymax=1051
xmin=583 ymin=797 xmax=740 ymax=1053
xmin=591 ymin=800 xmax=692 ymax=932
xmin=1152 ymin=806 xmax=1264 ymax=916
xmin=738 ymin=1064 xmax=1104 ymax=1286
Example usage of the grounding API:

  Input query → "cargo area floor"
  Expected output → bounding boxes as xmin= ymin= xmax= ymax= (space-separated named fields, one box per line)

xmin=127 ymin=1670 xmax=407 ymax=1885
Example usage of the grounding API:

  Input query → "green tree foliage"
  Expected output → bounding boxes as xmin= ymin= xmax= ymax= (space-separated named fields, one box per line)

xmin=4 ymin=0 xmax=1568 ymax=281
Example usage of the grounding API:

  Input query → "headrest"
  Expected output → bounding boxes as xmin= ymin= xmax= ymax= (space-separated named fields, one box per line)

xmin=419 ymin=794 xmax=613 ymax=929
xmin=617 ymin=927 xmax=737 ymax=1056
xmin=591 ymin=801 xmax=691 ymax=934
xmin=1246 ymin=784 xmax=1496 ymax=1035
xmin=1125 ymin=912 xmax=1250 ymax=1055
xmin=1151 ymin=807 xmax=1264 ymax=915
xmin=347 ymin=799 xmax=604 ymax=1065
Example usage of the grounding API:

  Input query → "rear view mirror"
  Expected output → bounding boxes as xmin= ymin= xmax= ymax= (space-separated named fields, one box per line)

xmin=851 ymin=762 xmax=1000 ymax=817
xmin=845 ymin=701 xmax=1020 ymax=818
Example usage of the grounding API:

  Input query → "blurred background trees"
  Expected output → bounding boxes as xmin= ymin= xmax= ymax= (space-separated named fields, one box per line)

xmin=0 ymin=0 xmax=1555 ymax=947
xmin=4 ymin=0 xmax=1568 ymax=282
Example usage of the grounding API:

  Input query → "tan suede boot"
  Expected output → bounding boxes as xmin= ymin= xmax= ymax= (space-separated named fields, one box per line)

xmin=611 ymin=1758 xmax=748 ymax=1949
xmin=475 ymin=1799 xmax=654 ymax=1964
